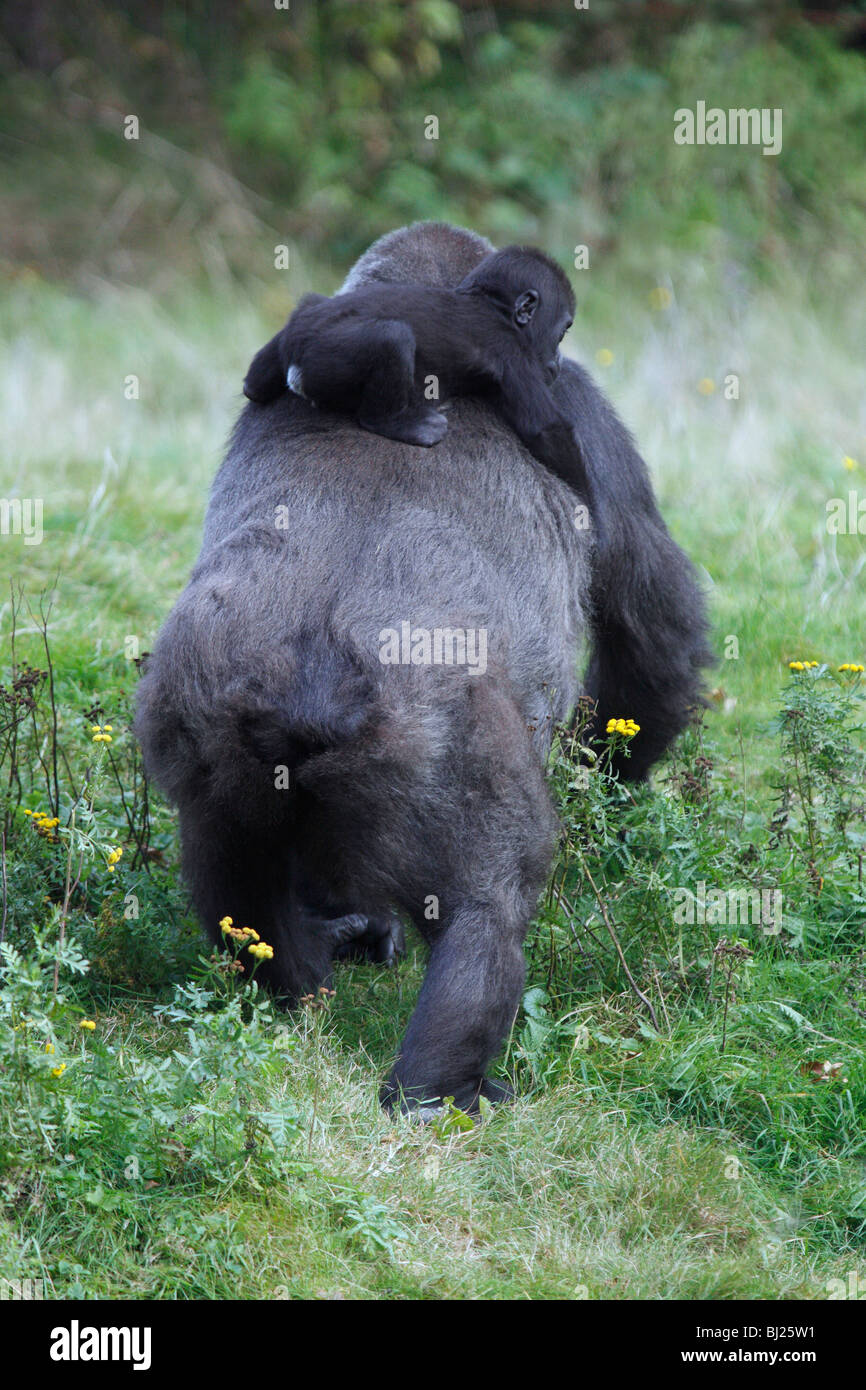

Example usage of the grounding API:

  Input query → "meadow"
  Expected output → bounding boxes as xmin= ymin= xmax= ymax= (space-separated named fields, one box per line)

xmin=1 ymin=246 xmax=864 ymax=1298
xmin=1 ymin=7 xmax=865 ymax=1299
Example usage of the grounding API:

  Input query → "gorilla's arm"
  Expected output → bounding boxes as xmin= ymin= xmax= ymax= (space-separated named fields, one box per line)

xmin=553 ymin=357 xmax=713 ymax=778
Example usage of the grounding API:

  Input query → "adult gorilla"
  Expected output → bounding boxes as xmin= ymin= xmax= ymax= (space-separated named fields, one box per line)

xmin=136 ymin=221 xmax=711 ymax=1114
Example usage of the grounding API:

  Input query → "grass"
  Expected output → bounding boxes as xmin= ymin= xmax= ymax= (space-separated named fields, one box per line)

xmin=0 ymin=245 xmax=864 ymax=1299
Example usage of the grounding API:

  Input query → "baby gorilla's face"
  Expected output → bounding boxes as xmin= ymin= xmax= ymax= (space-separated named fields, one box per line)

xmin=456 ymin=246 xmax=575 ymax=382
xmin=536 ymin=299 xmax=574 ymax=384
xmin=517 ymin=259 xmax=574 ymax=384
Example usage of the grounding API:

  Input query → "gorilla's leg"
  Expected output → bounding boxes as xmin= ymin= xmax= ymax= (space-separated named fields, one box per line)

xmin=380 ymin=686 xmax=556 ymax=1116
xmin=380 ymin=900 xmax=527 ymax=1114
xmin=297 ymin=317 xmax=447 ymax=446
xmin=178 ymin=805 xmax=333 ymax=1001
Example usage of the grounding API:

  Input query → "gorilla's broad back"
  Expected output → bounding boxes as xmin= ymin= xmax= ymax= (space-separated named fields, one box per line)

xmin=136 ymin=220 xmax=710 ymax=1114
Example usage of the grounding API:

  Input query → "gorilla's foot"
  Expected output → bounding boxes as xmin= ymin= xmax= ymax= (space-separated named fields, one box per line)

xmin=332 ymin=912 xmax=406 ymax=966
xmin=380 ymin=1074 xmax=513 ymax=1119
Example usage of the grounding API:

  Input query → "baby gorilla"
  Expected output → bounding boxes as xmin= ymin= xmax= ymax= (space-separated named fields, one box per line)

xmin=243 ymin=246 xmax=593 ymax=506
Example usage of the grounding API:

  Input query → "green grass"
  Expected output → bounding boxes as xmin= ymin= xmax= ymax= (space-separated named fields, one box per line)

xmin=1 ymin=253 xmax=864 ymax=1300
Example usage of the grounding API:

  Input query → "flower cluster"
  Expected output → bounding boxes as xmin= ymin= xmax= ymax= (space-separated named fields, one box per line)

xmin=219 ymin=916 xmax=260 ymax=942
xmin=44 ymin=1043 xmax=67 ymax=1078
xmin=106 ymin=846 xmax=123 ymax=872
xmin=788 ymin=660 xmax=819 ymax=671
xmin=79 ymin=1019 xmax=96 ymax=1031
xmin=838 ymin=663 xmax=864 ymax=673
xmin=606 ymin=717 xmax=640 ymax=739
xmin=23 ymin=809 xmax=60 ymax=837
xmin=300 ymin=985 xmax=336 ymax=1010
xmin=91 ymin=723 xmax=113 ymax=743
xmin=217 ymin=916 xmax=274 ymax=962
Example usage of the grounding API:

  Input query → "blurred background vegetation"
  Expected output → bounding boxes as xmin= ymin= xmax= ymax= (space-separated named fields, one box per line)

xmin=2 ymin=0 xmax=866 ymax=300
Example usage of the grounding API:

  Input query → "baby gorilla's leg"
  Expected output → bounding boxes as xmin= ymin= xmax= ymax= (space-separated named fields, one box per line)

xmin=355 ymin=319 xmax=448 ymax=447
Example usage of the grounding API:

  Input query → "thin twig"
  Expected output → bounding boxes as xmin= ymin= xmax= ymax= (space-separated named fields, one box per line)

xmin=38 ymin=589 xmax=61 ymax=818
xmin=0 ymin=828 xmax=7 ymax=945
xmin=577 ymin=850 xmax=660 ymax=1031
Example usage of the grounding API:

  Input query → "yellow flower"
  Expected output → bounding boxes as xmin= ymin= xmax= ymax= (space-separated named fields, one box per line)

xmin=843 ymin=455 xmax=858 ymax=471
xmin=79 ymin=1019 xmax=96 ymax=1031
xmin=606 ymin=716 xmax=639 ymax=739
xmin=219 ymin=916 xmax=234 ymax=931
xmin=788 ymin=661 xmax=804 ymax=671
xmin=51 ymin=1063 xmax=66 ymax=1078
xmin=44 ymin=1041 xmax=55 ymax=1054
xmin=247 ymin=942 xmax=274 ymax=961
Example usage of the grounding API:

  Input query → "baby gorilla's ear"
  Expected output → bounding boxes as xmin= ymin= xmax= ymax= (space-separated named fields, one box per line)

xmin=243 ymin=331 xmax=286 ymax=403
xmin=513 ymin=289 xmax=539 ymax=327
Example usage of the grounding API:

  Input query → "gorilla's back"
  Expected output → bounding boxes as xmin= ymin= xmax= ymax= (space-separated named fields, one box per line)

xmin=189 ymin=386 xmax=590 ymax=741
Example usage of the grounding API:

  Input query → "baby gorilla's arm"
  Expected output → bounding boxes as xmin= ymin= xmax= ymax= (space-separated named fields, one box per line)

xmin=496 ymin=363 xmax=597 ymax=520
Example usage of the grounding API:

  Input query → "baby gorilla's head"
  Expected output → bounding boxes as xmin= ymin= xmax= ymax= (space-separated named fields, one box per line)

xmin=456 ymin=246 xmax=575 ymax=383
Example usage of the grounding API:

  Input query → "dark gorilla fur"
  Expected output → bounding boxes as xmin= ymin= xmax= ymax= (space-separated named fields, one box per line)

xmin=135 ymin=221 xmax=712 ymax=1115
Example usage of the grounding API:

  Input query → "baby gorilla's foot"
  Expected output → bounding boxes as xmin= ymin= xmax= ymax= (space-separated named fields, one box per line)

xmin=359 ymin=407 xmax=448 ymax=448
